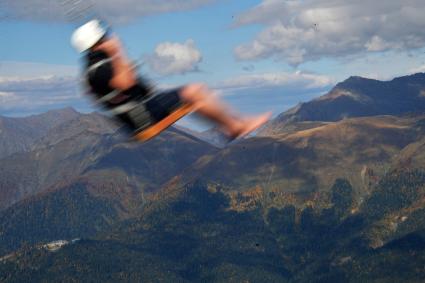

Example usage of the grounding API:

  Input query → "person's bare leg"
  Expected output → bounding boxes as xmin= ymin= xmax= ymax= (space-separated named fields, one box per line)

xmin=179 ymin=83 xmax=271 ymax=138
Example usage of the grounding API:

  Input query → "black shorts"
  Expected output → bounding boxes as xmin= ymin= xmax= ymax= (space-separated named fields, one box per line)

xmin=145 ymin=88 xmax=184 ymax=122
xmin=118 ymin=87 xmax=185 ymax=133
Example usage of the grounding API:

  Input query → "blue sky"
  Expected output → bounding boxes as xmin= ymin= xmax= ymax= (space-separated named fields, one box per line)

xmin=1 ymin=0 xmax=425 ymax=129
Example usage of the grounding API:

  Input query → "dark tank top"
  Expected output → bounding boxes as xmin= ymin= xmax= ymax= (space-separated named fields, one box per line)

xmin=85 ymin=50 xmax=153 ymax=108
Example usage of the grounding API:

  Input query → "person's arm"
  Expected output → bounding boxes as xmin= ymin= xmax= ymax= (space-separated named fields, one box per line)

xmin=93 ymin=35 xmax=137 ymax=91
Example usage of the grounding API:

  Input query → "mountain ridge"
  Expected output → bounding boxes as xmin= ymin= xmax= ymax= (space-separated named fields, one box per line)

xmin=260 ymin=72 xmax=425 ymax=136
xmin=0 ymin=110 xmax=217 ymax=210
xmin=0 ymin=107 xmax=80 ymax=158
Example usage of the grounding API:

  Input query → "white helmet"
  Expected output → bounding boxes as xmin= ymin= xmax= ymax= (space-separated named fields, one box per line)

xmin=71 ymin=19 xmax=107 ymax=53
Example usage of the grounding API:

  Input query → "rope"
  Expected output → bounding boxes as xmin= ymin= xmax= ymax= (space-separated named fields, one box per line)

xmin=60 ymin=0 xmax=96 ymax=23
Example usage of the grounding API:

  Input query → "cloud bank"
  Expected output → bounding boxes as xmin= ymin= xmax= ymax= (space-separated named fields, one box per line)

xmin=0 ymin=76 xmax=88 ymax=116
xmin=234 ymin=0 xmax=425 ymax=65
xmin=211 ymin=71 xmax=333 ymax=117
xmin=219 ymin=71 xmax=333 ymax=91
xmin=0 ymin=69 xmax=333 ymax=118
xmin=1 ymin=0 xmax=215 ymax=23
xmin=0 ymin=61 xmax=78 ymax=79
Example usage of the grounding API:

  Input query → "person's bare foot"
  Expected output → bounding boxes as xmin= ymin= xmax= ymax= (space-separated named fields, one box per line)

xmin=226 ymin=112 xmax=271 ymax=139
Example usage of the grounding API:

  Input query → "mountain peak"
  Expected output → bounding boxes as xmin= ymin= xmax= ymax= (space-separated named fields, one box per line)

xmin=346 ymin=75 xmax=369 ymax=81
xmin=260 ymin=73 xmax=425 ymax=136
xmin=334 ymin=76 xmax=380 ymax=90
xmin=25 ymin=107 xmax=80 ymax=121
xmin=46 ymin=107 xmax=79 ymax=116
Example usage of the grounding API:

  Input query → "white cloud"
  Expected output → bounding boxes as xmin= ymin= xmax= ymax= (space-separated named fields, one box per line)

xmin=218 ymin=71 xmax=333 ymax=91
xmin=146 ymin=40 xmax=202 ymax=76
xmin=409 ymin=64 xmax=425 ymax=74
xmin=1 ymin=0 xmax=215 ymax=23
xmin=0 ymin=91 xmax=14 ymax=97
xmin=365 ymin=36 xmax=396 ymax=52
xmin=234 ymin=0 xmax=425 ymax=65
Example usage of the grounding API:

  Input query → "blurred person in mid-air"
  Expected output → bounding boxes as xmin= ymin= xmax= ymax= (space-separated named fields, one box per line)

xmin=71 ymin=20 xmax=271 ymax=142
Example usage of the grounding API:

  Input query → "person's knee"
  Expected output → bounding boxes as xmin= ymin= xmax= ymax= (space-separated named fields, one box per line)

xmin=180 ymin=83 xmax=208 ymax=102
xmin=183 ymin=83 xmax=206 ymax=95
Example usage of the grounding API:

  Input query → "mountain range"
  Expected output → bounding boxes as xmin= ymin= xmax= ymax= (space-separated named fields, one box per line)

xmin=260 ymin=73 xmax=425 ymax=135
xmin=0 ymin=107 xmax=80 ymax=159
xmin=1 ymin=73 xmax=425 ymax=282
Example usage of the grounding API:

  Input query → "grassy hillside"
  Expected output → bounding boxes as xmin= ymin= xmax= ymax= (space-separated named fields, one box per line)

xmin=173 ymin=115 xmax=425 ymax=209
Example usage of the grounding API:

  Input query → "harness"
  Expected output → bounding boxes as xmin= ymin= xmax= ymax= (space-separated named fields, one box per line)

xmin=85 ymin=56 xmax=154 ymax=132
xmin=84 ymin=52 xmax=194 ymax=141
xmin=85 ymin=58 xmax=136 ymax=114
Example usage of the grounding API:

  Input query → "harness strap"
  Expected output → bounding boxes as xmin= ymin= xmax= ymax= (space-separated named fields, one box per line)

xmin=86 ymin=58 xmax=113 ymax=74
xmin=96 ymin=89 xmax=121 ymax=103
xmin=108 ymin=101 xmax=139 ymax=115
xmin=85 ymin=56 xmax=152 ymax=123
